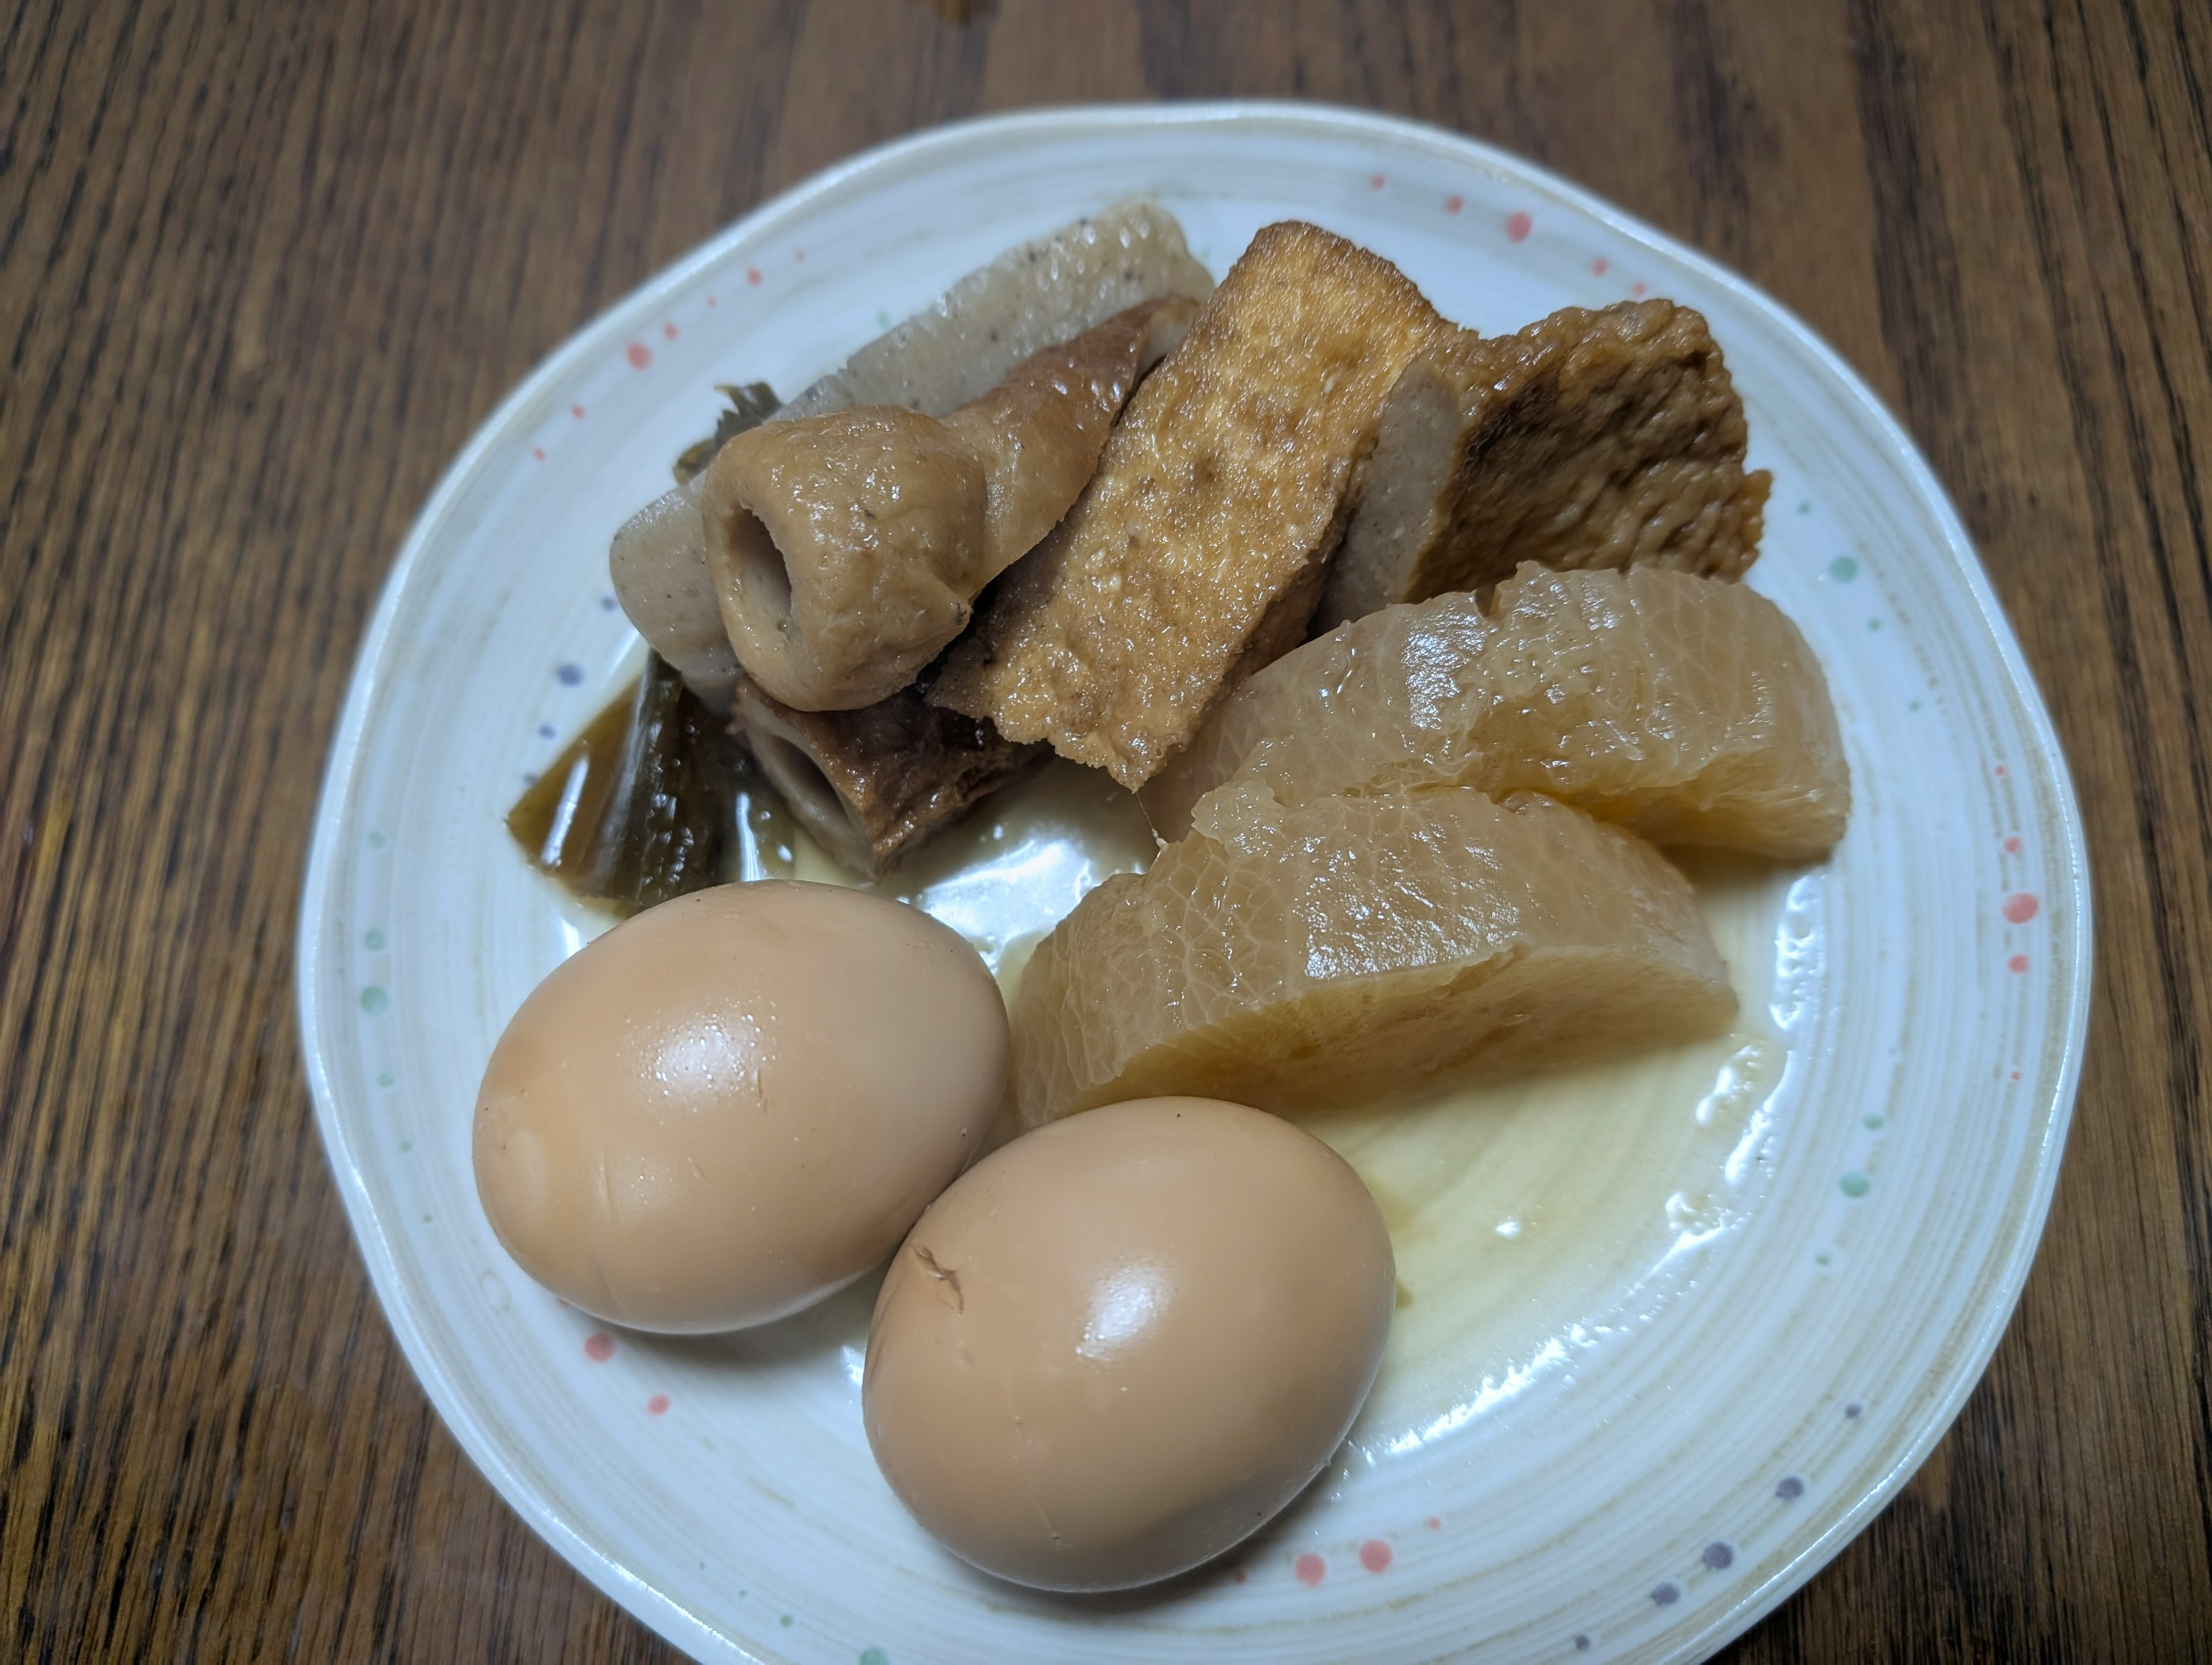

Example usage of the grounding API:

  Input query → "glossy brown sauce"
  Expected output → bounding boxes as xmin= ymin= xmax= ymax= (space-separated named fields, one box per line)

xmin=506 ymin=653 xmax=796 ymax=910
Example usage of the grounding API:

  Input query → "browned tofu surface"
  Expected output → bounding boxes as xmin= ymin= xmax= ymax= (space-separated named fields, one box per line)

xmin=1317 ymin=300 xmax=1770 ymax=629
xmin=931 ymin=221 xmax=1447 ymax=790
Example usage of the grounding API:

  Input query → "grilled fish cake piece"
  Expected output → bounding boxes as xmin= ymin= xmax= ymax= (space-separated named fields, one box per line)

xmin=612 ymin=200 xmax=1215 ymax=709
xmin=1317 ymin=301 xmax=1770 ymax=630
xmin=1010 ymin=780 xmax=1736 ymax=1128
xmin=933 ymin=222 xmax=1449 ymax=790
xmin=1143 ymin=564 xmax=1849 ymax=858
xmin=703 ymin=299 xmax=1195 ymax=713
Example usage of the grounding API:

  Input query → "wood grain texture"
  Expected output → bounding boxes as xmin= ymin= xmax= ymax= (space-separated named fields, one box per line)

xmin=3 ymin=0 xmax=2207 ymax=1656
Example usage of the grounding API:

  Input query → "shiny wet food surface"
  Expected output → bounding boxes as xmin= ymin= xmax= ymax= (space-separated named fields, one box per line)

xmin=469 ymin=192 xmax=1853 ymax=1601
xmin=472 ymin=881 xmax=1006 ymax=1332
xmin=862 ymin=1097 xmax=1396 ymax=1591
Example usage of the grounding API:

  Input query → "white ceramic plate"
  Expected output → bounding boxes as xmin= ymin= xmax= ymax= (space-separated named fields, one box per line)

xmin=297 ymin=104 xmax=2090 ymax=1664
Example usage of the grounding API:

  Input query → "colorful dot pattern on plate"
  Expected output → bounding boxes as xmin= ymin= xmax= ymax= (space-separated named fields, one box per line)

xmin=297 ymin=106 xmax=2088 ymax=1664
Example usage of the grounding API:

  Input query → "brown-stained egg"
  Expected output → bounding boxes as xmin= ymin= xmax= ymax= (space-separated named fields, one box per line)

xmin=862 ymin=1096 xmax=1395 ymax=1591
xmin=472 ymin=882 xmax=1006 ymax=1333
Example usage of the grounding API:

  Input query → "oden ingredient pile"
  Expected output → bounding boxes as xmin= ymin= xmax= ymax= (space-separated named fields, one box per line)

xmin=475 ymin=201 xmax=1848 ymax=1591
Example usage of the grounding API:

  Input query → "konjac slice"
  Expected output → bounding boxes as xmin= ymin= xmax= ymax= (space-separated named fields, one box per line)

xmin=776 ymin=199 xmax=1214 ymax=420
xmin=1010 ymin=783 xmax=1736 ymax=1129
xmin=1141 ymin=565 xmax=1849 ymax=858
xmin=611 ymin=201 xmax=1214 ymax=711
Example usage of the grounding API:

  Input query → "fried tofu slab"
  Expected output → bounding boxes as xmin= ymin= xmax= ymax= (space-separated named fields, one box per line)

xmin=931 ymin=222 xmax=1447 ymax=790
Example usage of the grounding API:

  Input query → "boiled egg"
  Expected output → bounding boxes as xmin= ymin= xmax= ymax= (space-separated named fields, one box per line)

xmin=863 ymin=1095 xmax=1394 ymax=1590
xmin=474 ymin=881 xmax=1005 ymax=1332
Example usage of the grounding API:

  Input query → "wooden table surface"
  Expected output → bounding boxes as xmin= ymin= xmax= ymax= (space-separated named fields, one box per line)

xmin=6 ymin=1 xmax=2208 ymax=1658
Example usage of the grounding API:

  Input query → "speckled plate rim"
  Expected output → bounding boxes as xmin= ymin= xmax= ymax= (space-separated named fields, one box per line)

xmin=296 ymin=101 xmax=2093 ymax=1664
